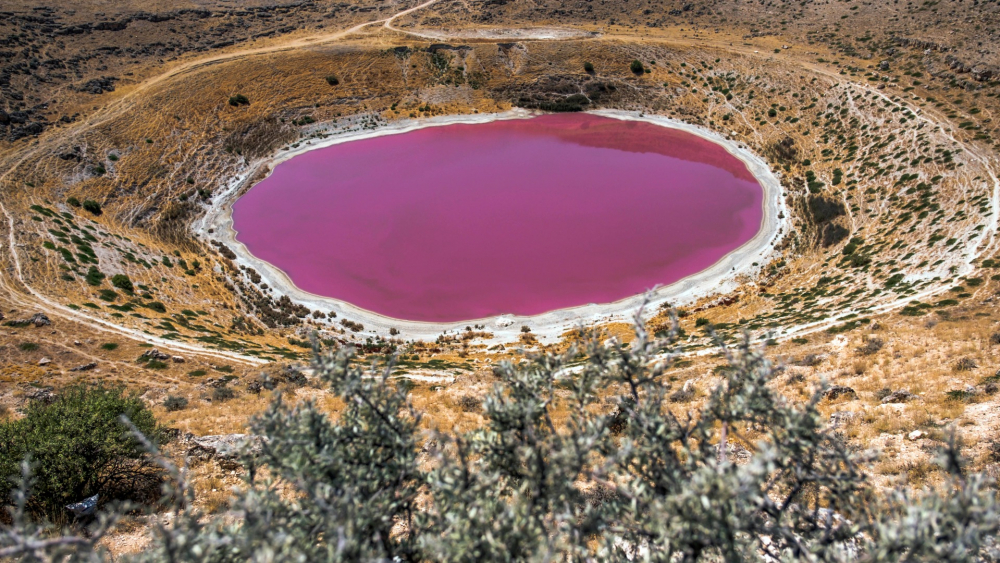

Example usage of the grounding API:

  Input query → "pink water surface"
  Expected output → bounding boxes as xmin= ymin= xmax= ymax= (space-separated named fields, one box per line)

xmin=232 ymin=113 xmax=763 ymax=322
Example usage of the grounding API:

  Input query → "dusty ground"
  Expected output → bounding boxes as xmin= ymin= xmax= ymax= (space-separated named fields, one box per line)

xmin=1 ymin=0 xmax=1000 ymax=555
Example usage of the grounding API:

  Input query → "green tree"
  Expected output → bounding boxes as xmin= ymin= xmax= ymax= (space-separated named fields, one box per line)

xmin=0 ymin=385 xmax=163 ymax=521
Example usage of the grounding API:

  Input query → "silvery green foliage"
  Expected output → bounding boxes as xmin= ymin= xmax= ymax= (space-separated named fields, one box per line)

xmin=5 ymin=313 xmax=1000 ymax=562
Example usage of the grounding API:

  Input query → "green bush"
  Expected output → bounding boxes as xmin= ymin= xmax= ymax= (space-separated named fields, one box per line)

xmin=97 ymin=289 xmax=118 ymax=301
xmin=100 ymin=343 xmax=119 ymax=351
xmin=85 ymin=266 xmax=105 ymax=287
xmin=163 ymin=395 xmax=189 ymax=412
xmin=144 ymin=301 xmax=167 ymax=313
xmin=82 ymin=200 xmax=102 ymax=215
xmin=111 ymin=274 xmax=133 ymax=293
xmin=0 ymin=384 xmax=162 ymax=521
xmin=325 ymin=75 xmax=340 ymax=86
xmin=228 ymin=94 xmax=250 ymax=106
xmin=583 ymin=61 xmax=594 ymax=73
xmin=66 ymin=197 xmax=81 ymax=208
xmin=629 ymin=59 xmax=644 ymax=74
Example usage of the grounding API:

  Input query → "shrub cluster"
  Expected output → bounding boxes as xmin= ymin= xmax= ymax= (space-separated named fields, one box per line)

xmin=0 ymin=385 xmax=162 ymax=521
xmin=4 ymin=318 xmax=1000 ymax=560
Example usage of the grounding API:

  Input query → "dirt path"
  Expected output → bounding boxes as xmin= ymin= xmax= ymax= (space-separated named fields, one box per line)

xmin=0 ymin=0 xmax=449 ymax=366
xmin=1 ymin=15 xmax=997 ymax=368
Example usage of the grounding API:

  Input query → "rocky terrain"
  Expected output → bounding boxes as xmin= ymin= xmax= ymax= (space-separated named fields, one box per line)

xmin=1 ymin=0 xmax=1000 ymax=554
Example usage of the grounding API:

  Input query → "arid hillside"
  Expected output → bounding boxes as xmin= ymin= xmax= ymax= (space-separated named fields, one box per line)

xmin=1 ymin=0 xmax=1000 ymax=554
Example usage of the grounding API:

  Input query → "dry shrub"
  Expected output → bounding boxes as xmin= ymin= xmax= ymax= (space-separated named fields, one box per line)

xmin=795 ymin=354 xmax=824 ymax=367
xmin=223 ymin=117 xmax=296 ymax=159
xmin=194 ymin=475 xmax=231 ymax=514
xmin=856 ymin=337 xmax=884 ymax=356
xmin=455 ymin=394 xmax=481 ymax=413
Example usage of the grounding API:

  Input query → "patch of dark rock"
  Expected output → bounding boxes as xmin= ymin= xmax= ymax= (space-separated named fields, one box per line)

xmin=4 ymin=312 xmax=51 ymax=327
xmin=881 ymin=390 xmax=916 ymax=404
xmin=139 ymin=349 xmax=171 ymax=361
xmin=77 ymin=76 xmax=117 ymax=94
xmin=824 ymin=386 xmax=857 ymax=401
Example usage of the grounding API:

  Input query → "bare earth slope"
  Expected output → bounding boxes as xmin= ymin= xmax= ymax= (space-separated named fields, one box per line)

xmin=2 ymin=0 xmax=1000 ymax=550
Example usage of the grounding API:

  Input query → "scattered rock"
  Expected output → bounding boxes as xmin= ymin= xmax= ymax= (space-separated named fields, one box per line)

xmin=78 ymin=76 xmax=117 ymax=94
xmin=37 ymin=357 xmax=51 ymax=366
xmin=26 ymin=388 xmax=55 ymax=404
xmin=908 ymin=430 xmax=925 ymax=441
xmin=824 ymin=386 xmax=857 ymax=401
xmin=881 ymin=390 xmax=916 ymax=404
xmin=140 ymin=349 xmax=170 ymax=361
xmin=829 ymin=411 xmax=858 ymax=428
xmin=172 ymin=356 xmax=186 ymax=363
xmin=74 ymin=340 xmax=81 ymax=346
xmin=4 ymin=312 xmax=51 ymax=328
xmin=204 ymin=377 xmax=233 ymax=389
xmin=186 ymin=434 xmax=263 ymax=470
xmin=69 ymin=362 xmax=97 ymax=372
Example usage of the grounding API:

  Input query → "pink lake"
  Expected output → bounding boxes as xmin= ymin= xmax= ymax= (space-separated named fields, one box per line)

xmin=232 ymin=113 xmax=763 ymax=322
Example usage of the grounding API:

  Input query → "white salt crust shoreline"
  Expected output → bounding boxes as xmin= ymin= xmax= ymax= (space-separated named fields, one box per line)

xmin=198 ymin=109 xmax=787 ymax=344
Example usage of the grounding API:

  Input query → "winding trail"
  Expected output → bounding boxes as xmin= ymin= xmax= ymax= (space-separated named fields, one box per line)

xmin=1 ymin=10 xmax=998 ymax=366
xmin=0 ymin=0 xmax=448 ymax=366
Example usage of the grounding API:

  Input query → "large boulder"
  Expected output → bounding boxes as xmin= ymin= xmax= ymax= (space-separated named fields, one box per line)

xmin=140 ymin=349 xmax=170 ymax=361
xmin=187 ymin=434 xmax=263 ymax=470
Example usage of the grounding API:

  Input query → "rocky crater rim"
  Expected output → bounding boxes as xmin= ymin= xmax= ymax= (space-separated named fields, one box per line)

xmin=199 ymin=109 xmax=787 ymax=342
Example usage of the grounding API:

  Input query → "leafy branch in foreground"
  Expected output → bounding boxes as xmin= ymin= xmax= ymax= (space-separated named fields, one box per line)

xmin=4 ymin=309 xmax=1000 ymax=561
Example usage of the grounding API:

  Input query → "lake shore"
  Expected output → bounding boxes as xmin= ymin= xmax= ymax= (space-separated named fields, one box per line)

xmin=200 ymin=109 xmax=787 ymax=344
